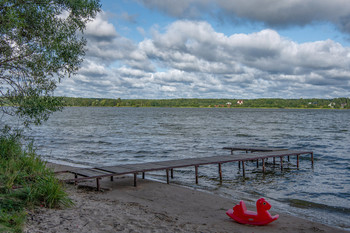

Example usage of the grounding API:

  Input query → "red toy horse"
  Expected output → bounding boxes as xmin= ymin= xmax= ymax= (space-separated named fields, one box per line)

xmin=226 ymin=198 xmax=279 ymax=225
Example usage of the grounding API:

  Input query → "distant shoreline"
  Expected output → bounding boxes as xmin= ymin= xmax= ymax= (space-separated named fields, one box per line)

xmin=61 ymin=97 xmax=350 ymax=109
xmin=61 ymin=105 xmax=349 ymax=110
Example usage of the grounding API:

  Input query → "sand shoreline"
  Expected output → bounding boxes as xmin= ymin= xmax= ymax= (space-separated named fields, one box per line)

xmin=24 ymin=163 xmax=348 ymax=233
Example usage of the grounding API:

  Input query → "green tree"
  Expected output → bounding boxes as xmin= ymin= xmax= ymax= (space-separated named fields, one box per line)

xmin=0 ymin=0 xmax=101 ymax=126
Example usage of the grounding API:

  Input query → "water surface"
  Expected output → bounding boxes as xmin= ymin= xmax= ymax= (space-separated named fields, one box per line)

xmin=14 ymin=107 xmax=350 ymax=229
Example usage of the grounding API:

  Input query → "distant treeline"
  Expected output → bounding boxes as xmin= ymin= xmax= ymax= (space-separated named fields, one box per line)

xmin=61 ymin=97 xmax=350 ymax=109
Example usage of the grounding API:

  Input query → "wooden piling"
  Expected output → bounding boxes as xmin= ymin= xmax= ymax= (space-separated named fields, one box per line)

xmin=242 ymin=161 xmax=245 ymax=177
xmin=297 ymin=155 xmax=299 ymax=168
xmin=280 ymin=157 xmax=283 ymax=171
xmin=195 ymin=165 xmax=199 ymax=184
xmin=133 ymin=173 xmax=137 ymax=187
xmin=262 ymin=158 xmax=265 ymax=173
xmin=96 ymin=178 xmax=100 ymax=191
xmin=166 ymin=169 xmax=169 ymax=184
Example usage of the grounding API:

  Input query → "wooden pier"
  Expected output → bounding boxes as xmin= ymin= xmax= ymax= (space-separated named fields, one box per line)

xmin=62 ymin=148 xmax=313 ymax=191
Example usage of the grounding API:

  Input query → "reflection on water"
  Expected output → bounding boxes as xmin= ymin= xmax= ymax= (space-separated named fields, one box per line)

xmin=5 ymin=107 xmax=349 ymax=229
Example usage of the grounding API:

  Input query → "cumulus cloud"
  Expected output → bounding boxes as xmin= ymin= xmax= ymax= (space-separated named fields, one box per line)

xmin=57 ymin=15 xmax=350 ymax=99
xmin=136 ymin=0 xmax=211 ymax=18
xmin=138 ymin=0 xmax=350 ymax=34
xmin=84 ymin=12 xmax=118 ymax=41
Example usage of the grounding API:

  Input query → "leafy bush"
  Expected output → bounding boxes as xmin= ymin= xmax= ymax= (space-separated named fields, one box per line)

xmin=26 ymin=174 xmax=73 ymax=208
xmin=0 ymin=130 xmax=73 ymax=232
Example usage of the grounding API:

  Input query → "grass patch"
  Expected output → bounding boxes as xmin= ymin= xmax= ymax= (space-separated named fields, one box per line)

xmin=0 ymin=128 xmax=73 ymax=232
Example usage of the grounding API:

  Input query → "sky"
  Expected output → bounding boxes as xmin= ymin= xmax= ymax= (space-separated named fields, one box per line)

xmin=55 ymin=0 xmax=350 ymax=99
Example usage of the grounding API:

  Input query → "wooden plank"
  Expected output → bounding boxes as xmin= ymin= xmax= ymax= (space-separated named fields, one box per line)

xmin=223 ymin=146 xmax=287 ymax=153
xmin=152 ymin=159 xmax=198 ymax=167
xmin=72 ymin=168 xmax=112 ymax=177
xmin=96 ymin=166 xmax=137 ymax=175
xmin=120 ymin=163 xmax=163 ymax=171
xmin=139 ymin=162 xmax=173 ymax=171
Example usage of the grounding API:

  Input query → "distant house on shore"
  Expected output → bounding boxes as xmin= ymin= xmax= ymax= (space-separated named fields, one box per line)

xmin=237 ymin=100 xmax=244 ymax=105
xmin=328 ymin=102 xmax=335 ymax=108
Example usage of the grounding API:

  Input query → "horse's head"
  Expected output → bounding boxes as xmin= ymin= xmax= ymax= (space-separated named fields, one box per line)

xmin=256 ymin=198 xmax=271 ymax=211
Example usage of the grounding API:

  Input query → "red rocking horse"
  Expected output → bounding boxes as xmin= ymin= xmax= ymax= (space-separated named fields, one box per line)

xmin=226 ymin=198 xmax=279 ymax=226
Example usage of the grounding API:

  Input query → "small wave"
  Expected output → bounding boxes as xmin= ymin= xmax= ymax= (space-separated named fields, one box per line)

xmin=283 ymin=198 xmax=350 ymax=214
xmin=79 ymin=150 xmax=103 ymax=156
xmin=236 ymin=133 xmax=254 ymax=137
xmin=97 ymin=140 xmax=113 ymax=145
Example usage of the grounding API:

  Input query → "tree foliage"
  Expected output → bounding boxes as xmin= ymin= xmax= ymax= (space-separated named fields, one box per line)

xmin=61 ymin=97 xmax=350 ymax=109
xmin=0 ymin=0 xmax=100 ymax=126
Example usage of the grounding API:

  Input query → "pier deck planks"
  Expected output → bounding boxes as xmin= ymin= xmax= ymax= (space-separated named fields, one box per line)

xmin=64 ymin=149 xmax=313 ymax=190
xmin=223 ymin=145 xmax=288 ymax=154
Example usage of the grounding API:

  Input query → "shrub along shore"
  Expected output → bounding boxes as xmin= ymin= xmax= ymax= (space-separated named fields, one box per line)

xmin=0 ymin=129 xmax=72 ymax=233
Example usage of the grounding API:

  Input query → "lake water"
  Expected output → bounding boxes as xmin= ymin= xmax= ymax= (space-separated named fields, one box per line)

xmin=13 ymin=107 xmax=350 ymax=229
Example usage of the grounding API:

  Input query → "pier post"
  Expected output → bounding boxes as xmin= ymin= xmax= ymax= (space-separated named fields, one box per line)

xmin=96 ymin=178 xmax=100 ymax=191
xmin=262 ymin=159 xmax=265 ymax=173
xmin=74 ymin=173 xmax=78 ymax=185
xmin=142 ymin=172 xmax=145 ymax=179
xmin=195 ymin=166 xmax=199 ymax=184
xmin=297 ymin=155 xmax=299 ymax=169
xmin=110 ymin=176 xmax=114 ymax=181
xmin=134 ymin=173 xmax=137 ymax=187
xmin=273 ymin=157 xmax=276 ymax=165
xmin=171 ymin=169 xmax=174 ymax=179
xmin=280 ymin=157 xmax=283 ymax=171
xmin=242 ymin=161 xmax=245 ymax=177
xmin=256 ymin=160 xmax=259 ymax=168
xmin=311 ymin=152 xmax=314 ymax=167
xmin=166 ymin=169 xmax=169 ymax=184
xmin=218 ymin=163 xmax=222 ymax=183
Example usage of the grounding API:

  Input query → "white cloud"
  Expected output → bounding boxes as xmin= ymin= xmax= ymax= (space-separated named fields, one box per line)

xmin=160 ymin=85 xmax=177 ymax=92
xmin=85 ymin=12 xmax=118 ymax=40
xmin=138 ymin=0 xmax=350 ymax=34
xmin=57 ymin=16 xmax=350 ymax=99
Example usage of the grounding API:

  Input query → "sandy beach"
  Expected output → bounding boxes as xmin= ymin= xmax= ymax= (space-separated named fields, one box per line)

xmin=24 ymin=163 xmax=348 ymax=233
